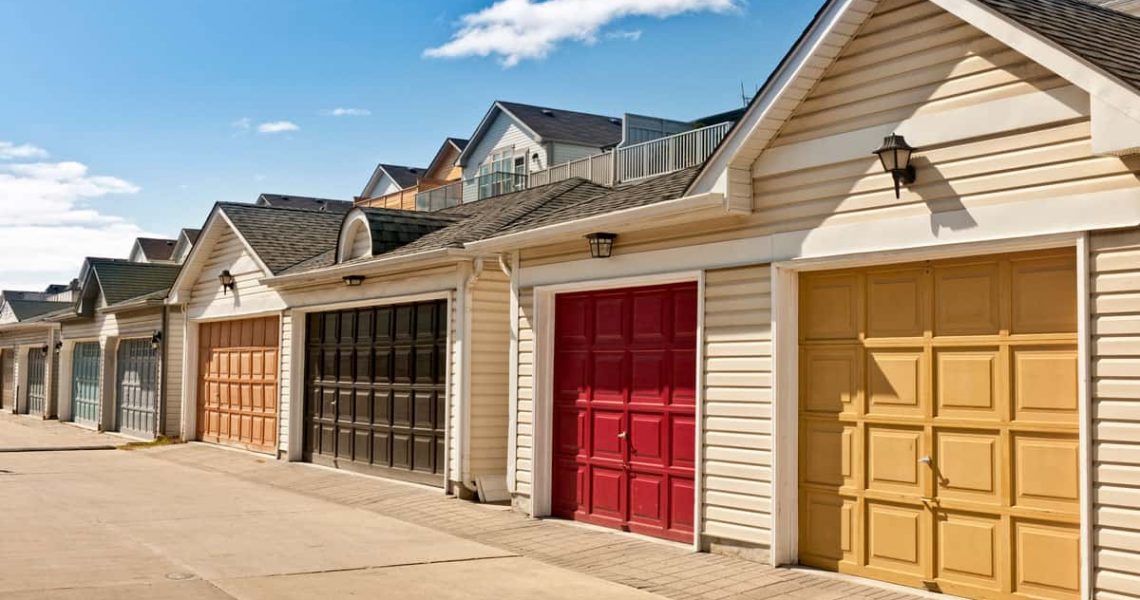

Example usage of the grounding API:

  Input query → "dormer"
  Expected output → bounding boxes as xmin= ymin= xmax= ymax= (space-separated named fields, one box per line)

xmin=336 ymin=207 xmax=462 ymax=264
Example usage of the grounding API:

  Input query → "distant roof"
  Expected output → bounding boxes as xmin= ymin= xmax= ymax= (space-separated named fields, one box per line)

xmin=377 ymin=164 xmax=424 ymax=189
xmin=692 ymin=107 xmax=747 ymax=128
xmin=975 ymin=0 xmax=1140 ymax=92
xmin=4 ymin=298 xmax=72 ymax=321
xmin=255 ymin=194 xmax=354 ymax=213
xmin=448 ymin=138 xmax=469 ymax=151
xmin=497 ymin=101 xmax=623 ymax=148
xmin=220 ymin=203 xmax=346 ymax=275
xmin=135 ymin=237 xmax=177 ymax=262
xmin=424 ymin=138 xmax=470 ymax=180
xmin=85 ymin=259 xmax=181 ymax=306
xmin=181 ymin=228 xmax=202 ymax=244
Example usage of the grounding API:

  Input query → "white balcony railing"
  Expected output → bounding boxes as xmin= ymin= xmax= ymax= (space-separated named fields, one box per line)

xmin=614 ymin=121 xmax=731 ymax=183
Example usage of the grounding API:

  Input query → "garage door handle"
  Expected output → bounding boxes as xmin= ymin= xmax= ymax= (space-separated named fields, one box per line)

xmin=918 ymin=455 xmax=932 ymax=465
xmin=617 ymin=431 xmax=627 ymax=439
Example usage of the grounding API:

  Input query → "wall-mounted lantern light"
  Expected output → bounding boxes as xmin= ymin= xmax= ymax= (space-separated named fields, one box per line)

xmin=54 ymin=341 xmax=62 ymax=354
xmin=150 ymin=330 xmax=163 ymax=351
xmin=39 ymin=345 xmax=49 ymax=356
xmin=586 ymin=232 xmax=617 ymax=259
xmin=218 ymin=270 xmax=236 ymax=295
xmin=343 ymin=275 xmax=365 ymax=287
xmin=873 ymin=133 xmax=916 ymax=199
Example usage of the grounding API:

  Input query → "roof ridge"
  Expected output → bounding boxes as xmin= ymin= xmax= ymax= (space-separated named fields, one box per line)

xmin=497 ymin=100 xmax=619 ymax=120
xmin=220 ymin=202 xmax=348 ymax=216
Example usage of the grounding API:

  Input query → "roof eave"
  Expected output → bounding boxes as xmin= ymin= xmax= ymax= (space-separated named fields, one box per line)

xmin=262 ymin=248 xmax=471 ymax=289
xmin=463 ymin=191 xmax=729 ymax=254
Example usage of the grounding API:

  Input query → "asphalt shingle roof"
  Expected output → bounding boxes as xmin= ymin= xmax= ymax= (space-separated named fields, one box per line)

xmin=377 ymin=164 xmax=425 ymax=189
xmin=356 ymin=208 xmax=463 ymax=256
xmin=87 ymin=259 xmax=181 ymax=306
xmin=135 ymin=237 xmax=177 ymax=261
xmin=499 ymin=101 xmax=623 ymax=148
xmin=181 ymin=228 xmax=202 ymax=244
xmin=976 ymin=0 xmax=1140 ymax=92
xmin=5 ymin=299 xmax=73 ymax=321
xmin=220 ymin=203 xmax=346 ymax=275
xmin=255 ymin=194 xmax=354 ymax=213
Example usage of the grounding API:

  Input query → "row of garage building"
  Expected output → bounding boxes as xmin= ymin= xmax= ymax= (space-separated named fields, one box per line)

xmin=5 ymin=0 xmax=1140 ymax=597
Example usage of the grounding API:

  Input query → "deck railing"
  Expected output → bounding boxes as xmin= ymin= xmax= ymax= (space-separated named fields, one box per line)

xmin=415 ymin=181 xmax=464 ymax=212
xmin=615 ymin=121 xmax=731 ymax=183
xmin=417 ymin=122 xmax=733 ymax=210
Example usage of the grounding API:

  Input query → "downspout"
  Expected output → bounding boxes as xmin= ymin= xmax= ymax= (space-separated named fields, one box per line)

xmin=459 ymin=257 xmax=485 ymax=497
xmin=157 ymin=305 xmax=168 ymax=438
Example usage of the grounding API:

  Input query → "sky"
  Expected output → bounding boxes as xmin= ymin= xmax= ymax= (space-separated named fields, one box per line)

xmin=0 ymin=0 xmax=820 ymax=292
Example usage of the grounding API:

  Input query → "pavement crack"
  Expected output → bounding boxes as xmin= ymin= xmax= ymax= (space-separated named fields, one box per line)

xmin=218 ymin=554 xmax=522 ymax=582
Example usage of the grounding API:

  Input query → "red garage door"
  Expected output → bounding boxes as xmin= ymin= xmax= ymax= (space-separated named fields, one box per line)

xmin=552 ymin=282 xmax=697 ymax=543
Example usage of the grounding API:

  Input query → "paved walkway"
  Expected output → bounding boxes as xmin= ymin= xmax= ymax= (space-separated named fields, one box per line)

xmin=0 ymin=411 xmax=126 ymax=451
xmin=146 ymin=444 xmax=927 ymax=600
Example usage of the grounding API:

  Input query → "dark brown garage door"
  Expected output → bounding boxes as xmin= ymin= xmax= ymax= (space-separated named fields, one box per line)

xmin=304 ymin=300 xmax=447 ymax=485
xmin=197 ymin=317 xmax=279 ymax=454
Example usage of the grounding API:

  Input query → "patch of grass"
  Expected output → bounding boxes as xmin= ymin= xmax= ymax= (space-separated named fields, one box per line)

xmin=119 ymin=436 xmax=183 ymax=451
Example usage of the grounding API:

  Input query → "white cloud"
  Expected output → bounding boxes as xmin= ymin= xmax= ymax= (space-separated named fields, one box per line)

xmin=0 ymin=141 xmax=49 ymax=160
xmin=0 ymin=152 xmax=149 ymax=291
xmin=606 ymin=29 xmax=642 ymax=41
xmin=231 ymin=117 xmax=252 ymax=130
xmin=257 ymin=121 xmax=300 ymax=134
xmin=424 ymin=0 xmax=738 ymax=66
xmin=323 ymin=107 xmax=371 ymax=117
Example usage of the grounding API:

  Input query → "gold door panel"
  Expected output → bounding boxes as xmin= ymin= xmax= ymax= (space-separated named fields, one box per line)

xmin=799 ymin=249 xmax=1079 ymax=600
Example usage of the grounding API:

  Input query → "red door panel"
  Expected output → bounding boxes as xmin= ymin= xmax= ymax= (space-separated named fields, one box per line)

xmin=552 ymin=281 xmax=697 ymax=543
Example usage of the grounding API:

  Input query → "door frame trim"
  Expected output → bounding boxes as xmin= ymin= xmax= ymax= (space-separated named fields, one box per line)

xmin=283 ymin=290 xmax=454 ymax=494
xmin=530 ymin=269 xmax=705 ymax=549
xmin=769 ymin=231 xmax=1091 ymax=599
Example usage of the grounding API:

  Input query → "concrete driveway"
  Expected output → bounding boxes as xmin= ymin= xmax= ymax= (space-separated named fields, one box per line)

xmin=0 ymin=420 xmax=659 ymax=599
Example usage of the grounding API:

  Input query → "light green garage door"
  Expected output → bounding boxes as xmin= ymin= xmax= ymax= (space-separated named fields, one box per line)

xmin=26 ymin=348 xmax=48 ymax=415
xmin=116 ymin=339 xmax=158 ymax=439
xmin=71 ymin=342 xmax=101 ymax=427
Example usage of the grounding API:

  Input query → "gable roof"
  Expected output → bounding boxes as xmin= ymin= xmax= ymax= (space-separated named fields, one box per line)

xmin=134 ymin=237 xmax=177 ymax=262
xmin=458 ymin=101 xmax=623 ymax=167
xmin=424 ymin=138 xmax=469 ymax=181
xmin=219 ymin=203 xmax=346 ymax=275
xmin=255 ymin=194 xmax=353 ymax=213
xmin=2 ymin=297 xmax=72 ymax=321
xmin=689 ymin=0 xmax=1140 ymax=196
xmin=83 ymin=258 xmax=181 ymax=306
xmin=974 ymin=0 xmax=1140 ymax=92
xmin=181 ymin=228 xmax=201 ymax=244
xmin=359 ymin=164 xmax=425 ymax=199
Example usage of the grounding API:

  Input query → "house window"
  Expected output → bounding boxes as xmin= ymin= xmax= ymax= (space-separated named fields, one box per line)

xmin=478 ymin=147 xmax=520 ymax=200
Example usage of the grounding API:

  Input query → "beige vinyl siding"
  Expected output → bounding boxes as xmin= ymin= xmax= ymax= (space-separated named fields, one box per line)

xmin=449 ymin=291 xmax=461 ymax=484
xmin=468 ymin=269 xmax=510 ymax=478
xmin=514 ymin=289 xmax=535 ymax=500
xmin=1091 ymin=227 xmax=1140 ymax=599
xmin=750 ymin=0 xmax=1136 ymax=233
xmin=702 ymin=266 xmax=773 ymax=547
xmin=187 ymin=224 xmax=285 ymax=319
xmin=347 ymin=221 xmax=371 ymax=260
xmin=163 ymin=307 xmax=184 ymax=437
xmin=278 ymin=311 xmax=292 ymax=454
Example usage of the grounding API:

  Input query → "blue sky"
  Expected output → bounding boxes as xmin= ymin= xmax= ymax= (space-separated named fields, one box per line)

xmin=0 ymin=0 xmax=819 ymax=291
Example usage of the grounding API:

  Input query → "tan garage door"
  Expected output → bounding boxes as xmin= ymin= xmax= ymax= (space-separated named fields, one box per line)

xmin=798 ymin=249 xmax=1079 ymax=600
xmin=198 ymin=317 xmax=279 ymax=454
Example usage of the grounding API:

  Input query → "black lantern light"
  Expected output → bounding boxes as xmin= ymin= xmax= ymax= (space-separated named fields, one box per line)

xmin=586 ymin=232 xmax=617 ymax=259
xmin=343 ymin=275 xmax=365 ymax=287
xmin=39 ymin=345 xmax=49 ymax=356
xmin=54 ymin=341 xmax=62 ymax=354
xmin=873 ymin=133 xmax=916 ymax=199
xmin=150 ymin=330 xmax=163 ymax=351
xmin=218 ymin=269 xmax=236 ymax=295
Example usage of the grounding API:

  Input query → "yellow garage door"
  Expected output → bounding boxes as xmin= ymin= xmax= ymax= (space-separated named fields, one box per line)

xmin=798 ymin=249 xmax=1080 ymax=600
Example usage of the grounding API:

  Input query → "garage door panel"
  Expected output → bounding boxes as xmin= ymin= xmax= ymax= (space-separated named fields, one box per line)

xmin=935 ymin=348 xmax=1000 ymax=421
xmin=116 ymin=339 xmax=159 ymax=439
xmin=802 ymin=346 xmax=861 ymax=415
xmin=1013 ymin=520 xmax=1080 ymax=599
xmin=934 ymin=262 xmax=1001 ymax=336
xmin=867 ymin=268 xmax=927 ymax=339
xmin=71 ymin=343 xmax=101 ymax=425
xmin=304 ymin=301 xmax=446 ymax=484
xmin=800 ymin=250 xmax=1079 ymax=600
xmin=867 ymin=350 xmax=925 ymax=417
xmin=1013 ymin=346 xmax=1078 ymax=423
xmin=936 ymin=430 xmax=1001 ymax=505
xmin=936 ymin=510 xmax=1003 ymax=591
xmin=553 ymin=282 xmax=697 ymax=542
xmin=1010 ymin=255 xmax=1077 ymax=335
xmin=1013 ymin=434 xmax=1079 ymax=511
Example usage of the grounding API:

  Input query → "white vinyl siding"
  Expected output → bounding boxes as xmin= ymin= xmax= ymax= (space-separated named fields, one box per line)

xmin=278 ymin=311 xmax=291 ymax=454
xmin=702 ymin=266 xmax=773 ymax=548
xmin=347 ymin=221 xmax=371 ymax=260
xmin=468 ymin=270 xmax=510 ymax=479
xmin=186 ymin=223 xmax=286 ymax=321
xmin=1091 ymin=227 xmax=1140 ymax=599
xmin=549 ymin=143 xmax=602 ymax=167
xmin=463 ymin=113 xmax=545 ymax=204
xmin=363 ymin=173 xmax=401 ymax=200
